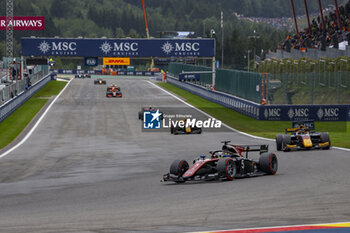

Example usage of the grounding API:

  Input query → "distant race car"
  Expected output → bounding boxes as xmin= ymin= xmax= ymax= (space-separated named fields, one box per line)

xmin=170 ymin=119 xmax=202 ymax=134
xmin=75 ymin=74 xmax=91 ymax=79
xmin=276 ymin=121 xmax=331 ymax=151
xmin=106 ymin=84 xmax=122 ymax=98
xmin=106 ymin=84 xmax=121 ymax=92
xmin=94 ymin=78 xmax=106 ymax=85
xmin=138 ymin=106 xmax=163 ymax=120
xmin=162 ymin=141 xmax=278 ymax=183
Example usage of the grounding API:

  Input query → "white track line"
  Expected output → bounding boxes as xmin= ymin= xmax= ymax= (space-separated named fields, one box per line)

xmin=0 ymin=79 xmax=73 ymax=159
xmin=149 ymin=81 xmax=350 ymax=152
xmin=148 ymin=81 xmax=273 ymax=142
xmin=186 ymin=221 xmax=350 ymax=233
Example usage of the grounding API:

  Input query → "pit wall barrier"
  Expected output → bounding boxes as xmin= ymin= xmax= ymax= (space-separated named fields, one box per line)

xmin=51 ymin=69 xmax=156 ymax=76
xmin=166 ymin=76 xmax=350 ymax=122
xmin=0 ymin=72 xmax=52 ymax=122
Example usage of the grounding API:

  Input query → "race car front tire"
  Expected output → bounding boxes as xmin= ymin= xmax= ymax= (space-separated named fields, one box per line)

xmin=320 ymin=132 xmax=331 ymax=149
xmin=170 ymin=160 xmax=189 ymax=183
xmin=282 ymin=134 xmax=291 ymax=152
xmin=259 ymin=152 xmax=278 ymax=175
xmin=216 ymin=158 xmax=236 ymax=180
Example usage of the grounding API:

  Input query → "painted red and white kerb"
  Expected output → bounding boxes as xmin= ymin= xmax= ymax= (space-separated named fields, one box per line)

xmin=0 ymin=16 xmax=45 ymax=30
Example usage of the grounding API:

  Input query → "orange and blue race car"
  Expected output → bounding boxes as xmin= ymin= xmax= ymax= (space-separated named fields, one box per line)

xmin=106 ymin=84 xmax=122 ymax=98
xmin=276 ymin=121 xmax=331 ymax=152
xmin=162 ymin=141 xmax=278 ymax=183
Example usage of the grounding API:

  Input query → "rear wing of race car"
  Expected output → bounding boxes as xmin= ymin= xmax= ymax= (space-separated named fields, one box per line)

xmin=221 ymin=141 xmax=268 ymax=157
xmin=285 ymin=121 xmax=315 ymax=133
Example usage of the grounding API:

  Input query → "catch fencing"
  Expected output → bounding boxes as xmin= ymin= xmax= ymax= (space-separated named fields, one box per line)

xmin=0 ymin=71 xmax=51 ymax=122
xmin=169 ymin=62 xmax=350 ymax=105
xmin=0 ymin=69 xmax=49 ymax=106
xmin=269 ymin=71 xmax=350 ymax=105
xmin=168 ymin=63 xmax=262 ymax=103
xmin=165 ymin=74 xmax=350 ymax=122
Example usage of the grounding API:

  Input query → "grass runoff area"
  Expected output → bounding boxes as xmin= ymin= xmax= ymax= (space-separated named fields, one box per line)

xmin=0 ymin=81 xmax=67 ymax=149
xmin=157 ymin=83 xmax=350 ymax=149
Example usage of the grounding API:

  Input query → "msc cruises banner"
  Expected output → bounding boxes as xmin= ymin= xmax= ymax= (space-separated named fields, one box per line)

xmin=21 ymin=38 xmax=215 ymax=57
xmin=260 ymin=105 xmax=349 ymax=121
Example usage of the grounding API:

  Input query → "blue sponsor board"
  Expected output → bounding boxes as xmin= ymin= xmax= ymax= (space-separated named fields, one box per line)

xmin=51 ymin=69 xmax=155 ymax=76
xmin=21 ymin=38 xmax=215 ymax=57
xmin=84 ymin=57 xmax=98 ymax=66
xmin=261 ymin=105 xmax=348 ymax=121
xmin=179 ymin=73 xmax=200 ymax=81
xmin=292 ymin=120 xmax=315 ymax=130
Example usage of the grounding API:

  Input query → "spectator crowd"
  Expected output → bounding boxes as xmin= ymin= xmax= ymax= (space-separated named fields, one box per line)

xmin=281 ymin=1 xmax=350 ymax=52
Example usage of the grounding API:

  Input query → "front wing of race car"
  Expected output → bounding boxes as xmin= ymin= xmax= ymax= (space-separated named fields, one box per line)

xmin=283 ymin=135 xmax=330 ymax=151
xmin=94 ymin=80 xmax=106 ymax=85
xmin=284 ymin=140 xmax=330 ymax=150
xmin=106 ymin=91 xmax=123 ymax=98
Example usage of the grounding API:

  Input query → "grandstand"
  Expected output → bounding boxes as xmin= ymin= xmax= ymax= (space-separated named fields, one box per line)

xmin=267 ymin=0 xmax=350 ymax=60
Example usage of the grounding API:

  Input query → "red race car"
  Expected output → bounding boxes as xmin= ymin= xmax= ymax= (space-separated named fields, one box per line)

xmin=106 ymin=85 xmax=122 ymax=98
xmin=162 ymin=141 xmax=278 ymax=183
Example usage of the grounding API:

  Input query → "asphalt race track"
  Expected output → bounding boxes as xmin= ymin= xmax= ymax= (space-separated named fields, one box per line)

xmin=0 ymin=77 xmax=349 ymax=233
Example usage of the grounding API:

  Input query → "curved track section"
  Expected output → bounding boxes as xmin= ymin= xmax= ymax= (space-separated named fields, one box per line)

xmin=0 ymin=78 xmax=349 ymax=233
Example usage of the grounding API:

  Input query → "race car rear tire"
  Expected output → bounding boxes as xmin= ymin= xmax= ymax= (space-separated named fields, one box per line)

xmin=282 ymin=134 xmax=291 ymax=152
xmin=320 ymin=132 xmax=331 ymax=149
xmin=259 ymin=152 xmax=278 ymax=175
xmin=216 ymin=158 xmax=236 ymax=181
xmin=276 ymin=134 xmax=283 ymax=151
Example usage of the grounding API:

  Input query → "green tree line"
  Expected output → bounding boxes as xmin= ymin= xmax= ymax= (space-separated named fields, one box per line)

xmin=1 ymin=0 xmax=337 ymax=69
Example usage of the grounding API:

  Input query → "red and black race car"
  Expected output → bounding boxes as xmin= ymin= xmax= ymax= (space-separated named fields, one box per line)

xmin=162 ymin=141 xmax=278 ymax=183
xmin=106 ymin=84 xmax=122 ymax=98
xmin=138 ymin=106 xmax=163 ymax=120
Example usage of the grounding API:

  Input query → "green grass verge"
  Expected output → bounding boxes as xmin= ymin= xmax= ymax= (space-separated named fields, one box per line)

xmin=0 ymin=81 xmax=67 ymax=149
xmin=158 ymin=82 xmax=350 ymax=149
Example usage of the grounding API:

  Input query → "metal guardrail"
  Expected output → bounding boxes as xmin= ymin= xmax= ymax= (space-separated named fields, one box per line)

xmin=167 ymin=75 xmax=261 ymax=120
xmin=0 ymin=70 xmax=48 ymax=106
xmin=0 ymin=72 xmax=52 ymax=122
